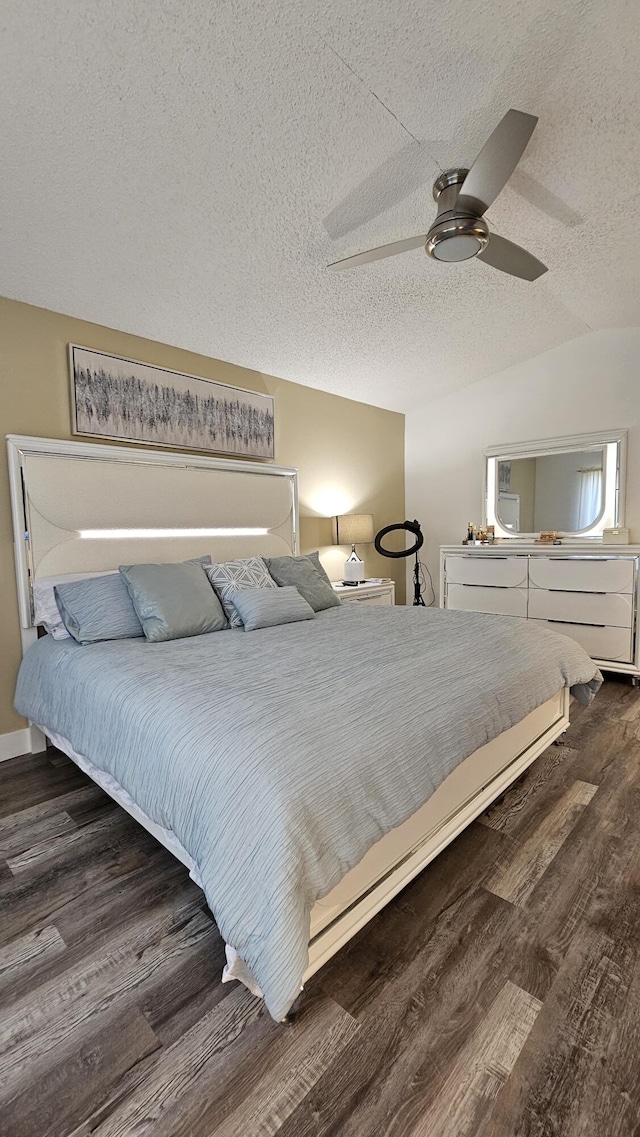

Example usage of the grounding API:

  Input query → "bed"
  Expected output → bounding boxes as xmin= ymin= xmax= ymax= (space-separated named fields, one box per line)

xmin=7 ymin=434 xmax=602 ymax=1021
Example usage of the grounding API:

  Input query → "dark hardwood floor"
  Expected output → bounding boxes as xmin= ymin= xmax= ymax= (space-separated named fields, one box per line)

xmin=1 ymin=678 xmax=640 ymax=1135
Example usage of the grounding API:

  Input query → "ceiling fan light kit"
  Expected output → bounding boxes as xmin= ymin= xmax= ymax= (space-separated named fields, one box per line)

xmin=426 ymin=215 xmax=490 ymax=263
xmin=329 ymin=109 xmax=548 ymax=282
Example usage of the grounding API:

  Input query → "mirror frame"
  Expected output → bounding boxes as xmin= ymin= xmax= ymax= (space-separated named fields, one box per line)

xmin=485 ymin=430 xmax=627 ymax=540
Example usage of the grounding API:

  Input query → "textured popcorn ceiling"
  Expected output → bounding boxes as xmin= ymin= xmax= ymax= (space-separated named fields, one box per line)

xmin=1 ymin=1 xmax=638 ymax=411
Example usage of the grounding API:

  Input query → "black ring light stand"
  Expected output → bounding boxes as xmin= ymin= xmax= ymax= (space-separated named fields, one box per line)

xmin=374 ymin=519 xmax=426 ymax=606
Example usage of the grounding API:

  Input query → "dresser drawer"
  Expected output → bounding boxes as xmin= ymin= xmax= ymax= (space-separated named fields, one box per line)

xmin=528 ymin=588 xmax=634 ymax=629
xmin=337 ymin=587 xmax=394 ymax=606
xmin=528 ymin=556 xmax=636 ymax=594
xmin=445 ymin=555 xmax=528 ymax=588
xmin=446 ymin=583 xmax=528 ymax=618
xmin=530 ymin=618 xmax=633 ymax=663
xmin=348 ymin=591 xmax=393 ymax=607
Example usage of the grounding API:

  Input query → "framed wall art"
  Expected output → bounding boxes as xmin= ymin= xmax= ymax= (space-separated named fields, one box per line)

xmin=69 ymin=345 xmax=275 ymax=459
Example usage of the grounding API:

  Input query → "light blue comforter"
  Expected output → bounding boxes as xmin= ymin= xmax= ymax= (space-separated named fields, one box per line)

xmin=15 ymin=605 xmax=601 ymax=1019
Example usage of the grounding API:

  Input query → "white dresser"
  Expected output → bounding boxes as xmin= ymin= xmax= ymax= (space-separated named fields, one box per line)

xmin=440 ymin=544 xmax=640 ymax=681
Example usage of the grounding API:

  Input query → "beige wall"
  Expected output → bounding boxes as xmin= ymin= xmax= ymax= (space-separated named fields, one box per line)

xmin=0 ymin=297 xmax=405 ymax=736
xmin=507 ymin=457 xmax=536 ymax=532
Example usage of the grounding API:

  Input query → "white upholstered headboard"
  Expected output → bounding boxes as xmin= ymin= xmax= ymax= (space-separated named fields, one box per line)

xmin=7 ymin=435 xmax=298 ymax=631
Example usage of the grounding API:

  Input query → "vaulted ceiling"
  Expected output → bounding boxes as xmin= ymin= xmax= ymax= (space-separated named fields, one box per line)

xmin=1 ymin=1 xmax=638 ymax=411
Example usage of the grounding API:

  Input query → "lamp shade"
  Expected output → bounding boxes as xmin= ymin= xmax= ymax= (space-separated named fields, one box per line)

xmin=333 ymin=513 xmax=374 ymax=545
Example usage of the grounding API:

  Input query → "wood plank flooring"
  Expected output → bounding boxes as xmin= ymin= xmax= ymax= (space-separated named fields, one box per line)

xmin=1 ymin=678 xmax=640 ymax=1135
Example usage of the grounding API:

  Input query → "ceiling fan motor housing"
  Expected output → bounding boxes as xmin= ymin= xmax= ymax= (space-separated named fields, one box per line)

xmin=426 ymin=168 xmax=490 ymax=263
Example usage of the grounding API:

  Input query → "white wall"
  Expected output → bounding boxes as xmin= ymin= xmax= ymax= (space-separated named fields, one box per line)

xmin=406 ymin=329 xmax=640 ymax=595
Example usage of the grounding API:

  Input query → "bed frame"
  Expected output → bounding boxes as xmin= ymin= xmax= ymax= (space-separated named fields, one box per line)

xmin=7 ymin=434 xmax=571 ymax=1008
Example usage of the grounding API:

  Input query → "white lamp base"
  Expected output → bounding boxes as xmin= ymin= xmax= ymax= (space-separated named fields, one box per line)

xmin=343 ymin=547 xmax=365 ymax=582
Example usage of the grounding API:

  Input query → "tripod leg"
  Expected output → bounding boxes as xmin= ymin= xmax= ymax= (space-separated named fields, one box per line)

xmin=413 ymin=553 xmax=425 ymax=606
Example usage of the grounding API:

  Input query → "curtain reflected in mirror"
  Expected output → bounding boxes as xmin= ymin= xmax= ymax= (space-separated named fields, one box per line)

xmin=577 ymin=467 xmax=603 ymax=529
xmin=496 ymin=449 xmax=605 ymax=534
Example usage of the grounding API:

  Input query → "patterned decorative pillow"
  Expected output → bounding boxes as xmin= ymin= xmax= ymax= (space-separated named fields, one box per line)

xmin=205 ymin=557 xmax=277 ymax=628
xmin=230 ymin=586 xmax=315 ymax=631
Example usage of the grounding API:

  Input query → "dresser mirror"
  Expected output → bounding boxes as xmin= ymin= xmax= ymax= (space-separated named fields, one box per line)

xmin=485 ymin=431 xmax=626 ymax=539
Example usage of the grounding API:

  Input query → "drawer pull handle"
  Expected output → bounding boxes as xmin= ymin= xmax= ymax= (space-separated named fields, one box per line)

xmin=547 ymin=619 xmax=606 ymax=628
xmin=460 ymin=555 xmax=508 ymax=560
xmin=456 ymin=584 xmax=510 ymax=590
xmin=547 ymin=589 xmax=608 ymax=595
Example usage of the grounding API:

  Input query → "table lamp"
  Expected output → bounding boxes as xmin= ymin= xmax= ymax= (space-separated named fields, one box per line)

xmin=333 ymin=514 xmax=374 ymax=582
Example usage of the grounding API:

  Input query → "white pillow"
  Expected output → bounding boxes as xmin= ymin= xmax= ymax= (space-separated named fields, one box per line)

xmin=33 ymin=572 xmax=116 ymax=640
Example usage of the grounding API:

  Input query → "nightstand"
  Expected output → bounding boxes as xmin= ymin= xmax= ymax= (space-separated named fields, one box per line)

xmin=332 ymin=581 xmax=396 ymax=607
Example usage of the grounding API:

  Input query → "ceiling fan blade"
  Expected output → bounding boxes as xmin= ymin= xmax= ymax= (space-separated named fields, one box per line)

xmin=328 ymin=234 xmax=427 ymax=271
xmin=456 ymin=109 xmax=538 ymax=215
xmin=477 ymin=233 xmax=548 ymax=280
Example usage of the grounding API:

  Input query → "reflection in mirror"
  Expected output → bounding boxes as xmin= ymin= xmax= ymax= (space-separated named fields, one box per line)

xmin=496 ymin=449 xmax=605 ymax=534
xmin=486 ymin=431 xmax=625 ymax=539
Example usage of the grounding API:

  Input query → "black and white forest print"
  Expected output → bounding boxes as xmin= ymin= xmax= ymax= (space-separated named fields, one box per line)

xmin=70 ymin=347 xmax=274 ymax=459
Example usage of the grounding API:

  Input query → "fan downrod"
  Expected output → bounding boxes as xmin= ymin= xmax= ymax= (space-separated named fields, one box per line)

xmin=432 ymin=168 xmax=469 ymax=206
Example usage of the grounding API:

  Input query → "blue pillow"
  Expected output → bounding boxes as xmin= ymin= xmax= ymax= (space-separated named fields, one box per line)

xmin=230 ymin=586 xmax=315 ymax=631
xmin=306 ymin=551 xmax=333 ymax=585
xmin=119 ymin=559 xmax=226 ymax=642
xmin=54 ymin=556 xmax=212 ymax=644
xmin=264 ymin=556 xmax=341 ymax=612
xmin=55 ymin=574 xmax=144 ymax=644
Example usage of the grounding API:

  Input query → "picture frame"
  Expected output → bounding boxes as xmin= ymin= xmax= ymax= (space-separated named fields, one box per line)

xmin=69 ymin=345 xmax=275 ymax=460
xmin=498 ymin=460 xmax=511 ymax=492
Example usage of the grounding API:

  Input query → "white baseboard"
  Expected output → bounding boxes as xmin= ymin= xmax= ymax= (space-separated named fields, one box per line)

xmin=0 ymin=728 xmax=31 ymax=762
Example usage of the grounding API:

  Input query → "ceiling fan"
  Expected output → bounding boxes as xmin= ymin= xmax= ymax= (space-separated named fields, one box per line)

xmin=328 ymin=109 xmax=548 ymax=281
